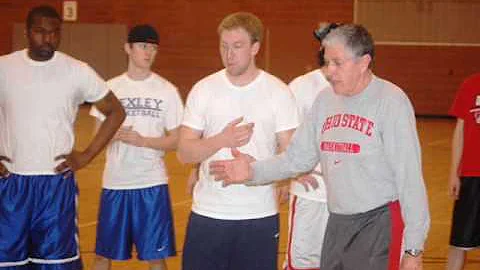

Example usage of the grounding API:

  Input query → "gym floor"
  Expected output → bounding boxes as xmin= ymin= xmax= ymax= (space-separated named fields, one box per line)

xmin=73 ymin=107 xmax=479 ymax=269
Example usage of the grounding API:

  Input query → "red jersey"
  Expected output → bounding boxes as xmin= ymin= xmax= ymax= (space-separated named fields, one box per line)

xmin=449 ymin=73 xmax=480 ymax=176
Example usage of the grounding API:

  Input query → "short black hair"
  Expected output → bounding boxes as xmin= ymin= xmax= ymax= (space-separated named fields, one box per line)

xmin=26 ymin=5 xmax=62 ymax=30
xmin=128 ymin=24 xmax=159 ymax=45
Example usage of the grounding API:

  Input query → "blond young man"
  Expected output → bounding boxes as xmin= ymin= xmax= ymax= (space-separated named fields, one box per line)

xmin=178 ymin=12 xmax=298 ymax=270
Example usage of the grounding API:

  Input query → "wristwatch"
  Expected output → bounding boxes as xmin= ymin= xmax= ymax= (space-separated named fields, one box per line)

xmin=404 ymin=249 xmax=423 ymax=257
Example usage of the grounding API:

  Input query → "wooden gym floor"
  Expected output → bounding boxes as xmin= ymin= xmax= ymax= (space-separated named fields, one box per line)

xmin=72 ymin=107 xmax=479 ymax=269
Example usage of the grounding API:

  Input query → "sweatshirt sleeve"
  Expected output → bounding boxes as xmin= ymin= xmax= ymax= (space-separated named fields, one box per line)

xmin=382 ymin=91 xmax=430 ymax=250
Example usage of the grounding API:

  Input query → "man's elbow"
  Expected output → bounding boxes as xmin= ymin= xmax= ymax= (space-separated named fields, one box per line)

xmin=106 ymin=106 xmax=126 ymax=129
xmin=176 ymin=144 xmax=196 ymax=164
xmin=116 ymin=106 xmax=126 ymax=124
xmin=176 ymin=148 xmax=190 ymax=164
xmin=168 ymin=135 xmax=180 ymax=152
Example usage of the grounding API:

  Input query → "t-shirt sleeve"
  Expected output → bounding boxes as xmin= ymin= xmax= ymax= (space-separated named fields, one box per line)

xmin=273 ymin=85 xmax=299 ymax=132
xmin=88 ymin=78 xmax=116 ymax=121
xmin=77 ymin=63 xmax=109 ymax=103
xmin=449 ymin=79 xmax=471 ymax=119
xmin=166 ymin=86 xmax=185 ymax=131
xmin=182 ymin=82 xmax=207 ymax=131
xmin=89 ymin=104 xmax=106 ymax=122
xmin=289 ymin=76 xmax=308 ymax=122
xmin=251 ymin=101 xmax=321 ymax=185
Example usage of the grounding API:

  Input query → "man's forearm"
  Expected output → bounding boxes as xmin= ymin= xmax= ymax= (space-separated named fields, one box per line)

xmin=143 ymin=128 xmax=180 ymax=152
xmin=177 ymin=133 xmax=226 ymax=164
xmin=250 ymin=153 xmax=298 ymax=186
xmin=449 ymin=119 xmax=464 ymax=179
xmin=143 ymin=135 xmax=176 ymax=151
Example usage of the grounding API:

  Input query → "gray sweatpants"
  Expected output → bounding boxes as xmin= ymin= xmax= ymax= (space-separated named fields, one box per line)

xmin=321 ymin=201 xmax=404 ymax=270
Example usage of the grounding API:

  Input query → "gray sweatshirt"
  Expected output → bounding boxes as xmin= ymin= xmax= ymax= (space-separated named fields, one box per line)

xmin=251 ymin=75 xmax=430 ymax=250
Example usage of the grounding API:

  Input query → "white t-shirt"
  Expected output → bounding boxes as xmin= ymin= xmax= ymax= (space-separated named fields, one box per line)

xmin=183 ymin=69 xmax=299 ymax=220
xmin=289 ymin=69 xmax=329 ymax=202
xmin=90 ymin=73 xmax=183 ymax=189
xmin=0 ymin=49 xmax=108 ymax=175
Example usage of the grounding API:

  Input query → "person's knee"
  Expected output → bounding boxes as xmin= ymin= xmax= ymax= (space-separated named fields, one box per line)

xmin=93 ymin=255 xmax=111 ymax=270
xmin=95 ymin=255 xmax=110 ymax=261
xmin=94 ymin=255 xmax=111 ymax=266
xmin=148 ymin=259 xmax=167 ymax=270
xmin=449 ymin=246 xmax=467 ymax=253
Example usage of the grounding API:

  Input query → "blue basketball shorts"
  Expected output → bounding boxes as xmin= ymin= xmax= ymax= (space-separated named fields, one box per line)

xmin=95 ymin=184 xmax=176 ymax=261
xmin=0 ymin=173 xmax=81 ymax=269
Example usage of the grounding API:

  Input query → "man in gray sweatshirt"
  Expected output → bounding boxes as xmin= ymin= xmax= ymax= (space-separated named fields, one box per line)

xmin=209 ymin=24 xmax=430 ymax=270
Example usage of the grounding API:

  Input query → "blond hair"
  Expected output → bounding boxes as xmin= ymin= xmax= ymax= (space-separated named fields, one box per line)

xmin=217 ymin=12 xmax=264 ymax=43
